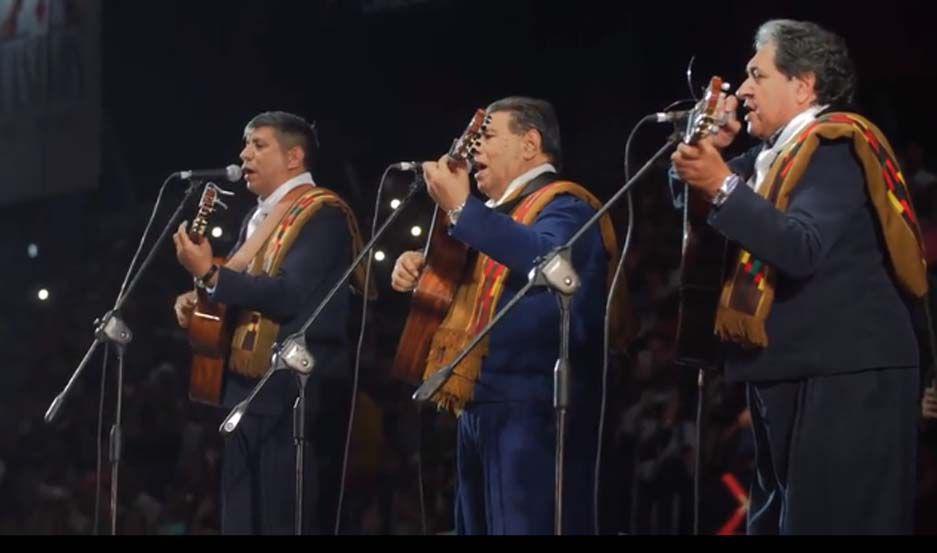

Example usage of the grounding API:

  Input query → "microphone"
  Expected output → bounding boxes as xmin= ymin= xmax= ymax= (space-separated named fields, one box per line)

xmin=179 ymin=165 xmax=243 ymax=182
xmin=654 ymin=110 xmax=691 ymax=123
xmin=390 ymin=161 xmax=422 ymax=171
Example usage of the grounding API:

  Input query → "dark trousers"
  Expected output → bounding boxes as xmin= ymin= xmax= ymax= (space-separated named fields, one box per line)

xmin=455 ymin=401 xmax=597 ymax=535
xmin=220 ymin=407 xmax=317 ymax=535
xmin=746 ymin=366 xmax=919 ymax=535
xmin=219 ymin=378 xmax=350 ymax=535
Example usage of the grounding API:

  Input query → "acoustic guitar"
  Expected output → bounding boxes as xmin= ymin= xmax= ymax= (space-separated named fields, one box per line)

xmin=675 ymin=76 xmax=732 ymax=370
xmin=390 ymin=110 xmax=489 ymax=385
xmin=186 ymin=182 xmax=234 ymax=405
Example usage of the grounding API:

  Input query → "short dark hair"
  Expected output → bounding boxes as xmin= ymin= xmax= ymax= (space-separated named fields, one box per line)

xmin=244 ymin=111 xmax=320 ymax=171
xmin=486 ymin=96 xmax=563 ymax=170
xmin=755 ymin=19 xmax=857 ymax=106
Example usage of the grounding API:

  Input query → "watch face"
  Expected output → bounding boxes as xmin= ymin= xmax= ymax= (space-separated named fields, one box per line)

xmin=713 ymin=188 xmax=727 ymax=206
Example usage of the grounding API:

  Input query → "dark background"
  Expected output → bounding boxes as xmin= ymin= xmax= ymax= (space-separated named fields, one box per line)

xmin=1 ymin=0 xmax=935 ymax=535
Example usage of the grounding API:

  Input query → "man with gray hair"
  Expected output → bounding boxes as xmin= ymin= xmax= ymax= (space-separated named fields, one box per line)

xmin=672 ymin=20 xmax=926 ymax=533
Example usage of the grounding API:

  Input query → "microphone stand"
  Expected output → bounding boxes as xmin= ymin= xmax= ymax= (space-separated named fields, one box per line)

xmin=218 ymin=169 xmax=425 ymax=535
xmin=44 ymin=176 xmax=204 ymax=535
xmin=413 ymin=136 xmax=680 ymax=535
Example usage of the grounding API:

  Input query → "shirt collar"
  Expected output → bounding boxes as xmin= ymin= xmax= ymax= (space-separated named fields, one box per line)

xmin=485 ymin=163 xmax=557 ymax=208
xmin=257 ymin=172 xmax=315 ymax=214
xmin=766 ymin=104 xmax=829 ymax=150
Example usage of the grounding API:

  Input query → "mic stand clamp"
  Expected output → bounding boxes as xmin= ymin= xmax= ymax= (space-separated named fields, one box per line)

xmin=94 ymin=311 xmax=133 ymax=346
xmin=280 ymin=335 xmax=315 ymax=375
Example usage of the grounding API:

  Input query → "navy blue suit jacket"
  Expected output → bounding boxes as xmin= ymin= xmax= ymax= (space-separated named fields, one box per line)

xmin=676 ymin=140 xmax=917 ymax=382
xmin=211 ymin=205 xmax=353 ymax=414
xmin=449 ymin=191 xmax=609 ymax=404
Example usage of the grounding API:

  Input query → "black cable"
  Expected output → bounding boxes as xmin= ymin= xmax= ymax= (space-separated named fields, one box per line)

xmin=594 ymin=101 xmax=695 ymax=534
xmin=114 ymin=175 xmax=176 ymax=308
xmin=694 ymin=369 xmax=704 ymax=535
xmin=416 ymin=405 xmax=428 ymax=535
xmin=334 ymin=166 xmax=394 ymax=534
xmin=593 ymin=114 xmax=652 ymax=535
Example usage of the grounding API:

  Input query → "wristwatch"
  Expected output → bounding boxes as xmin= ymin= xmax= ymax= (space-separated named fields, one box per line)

xmin=195 ymin=264 xmax=219 ymax=290
xmin=447 ymin=201 xmax=466 ymax=226
xmin=712 ymin=174 xmax=740 ymax=207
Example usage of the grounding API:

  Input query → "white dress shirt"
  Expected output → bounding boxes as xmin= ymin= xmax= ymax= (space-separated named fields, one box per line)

xmin=246 ymin=172 xmax=317 ymax=240
xmin=749 ymin=104 xmax=829 ymax=192
xmin=485 ymin=163 xmax=557 ymax=209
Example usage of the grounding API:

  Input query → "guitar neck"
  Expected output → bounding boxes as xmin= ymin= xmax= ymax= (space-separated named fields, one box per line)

xmin=189 ymin=196 xmax=215 ymax=244
xmin=189 ymin=216 xmax=209 ymax=244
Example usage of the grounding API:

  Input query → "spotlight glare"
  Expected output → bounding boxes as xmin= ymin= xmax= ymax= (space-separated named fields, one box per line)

xmin=38 ymin=289 xmax=50 ymax=301
xmin=374 ymin=251 xmax=386 ymax=262
xmin=27 ymin=243 xmax=39 ymax=259
xmin=410 ymin=226 xmax=423 ymax=238
xmin=211 ymin=226 xmax=223 ymax=238
xmin=390 ymin=199 xmax=402 ymax=210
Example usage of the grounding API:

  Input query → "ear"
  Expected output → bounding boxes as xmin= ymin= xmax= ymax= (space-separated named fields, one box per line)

xmin=522 ymin=128 xmax=543 ymax=161
xmin=794 ymin=72 xmax=818 ymax=105
xmin=286 ymin=145 xmax=306 ymax=171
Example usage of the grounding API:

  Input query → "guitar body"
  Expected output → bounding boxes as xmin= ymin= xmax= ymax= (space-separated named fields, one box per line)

xmin=675 ymin=187 xmax=728 ymax=370
xmin=187 ymin=256 xmax=232 ymax=406
xmin=391 ymin=208 xmax=469 ymax=385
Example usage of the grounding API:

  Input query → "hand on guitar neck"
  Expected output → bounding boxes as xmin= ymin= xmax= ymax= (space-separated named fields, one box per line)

xmin=422 ymin=154 xmax=472 ymax=213
xmin=709 ymin=94 xmax=742 ymax=151
xmin=671 ymin=77 xmax=742 ymax=202
xmin=173 ymin=221 xmax=216 ymax=282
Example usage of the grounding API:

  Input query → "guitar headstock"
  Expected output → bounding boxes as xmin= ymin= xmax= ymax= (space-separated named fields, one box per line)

xmin=684 ymin=76 xmax=730 ymax=145
xmin=446 ymin=109 xmax=490 ymax=168
xmin=190 ymin=182 xmax=235 ymax=242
